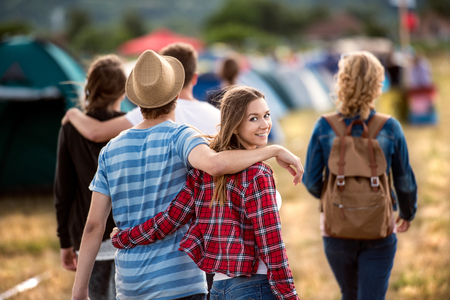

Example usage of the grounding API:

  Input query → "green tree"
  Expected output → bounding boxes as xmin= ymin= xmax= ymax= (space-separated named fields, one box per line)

xmin=348 ymin=6 xmax=389 ymax=38
xmin=204 ymin=23 xmax=280 ymax=50
xmin=65 ymin=8 xmax=149 ymax=56
xmin=100 ymin=9 xmax=150 ymax=54
xmin=364 ymin=20 xmax=389 ymax=37
xmin=0 ymin=21 xmax=32 ymax=38
xmin=66 ymin=8 xmax=91 ymax=42
xmin=122 ymin=9 xmax=147 ymax=38
xmin=203 ymin=0 xmax=306 ymax=50
xmin=71 ymin=26 xmax=107 ymax=55
xmin=306 ymin=6 xmax=331 ymax=24
xmin=428 ymin=0 xmax=450 ymax=18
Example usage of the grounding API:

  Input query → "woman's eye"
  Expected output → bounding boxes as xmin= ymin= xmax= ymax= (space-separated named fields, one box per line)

xmin=250 ymin=117 xmax=258 ymax=122
xmin=264 ymin=113 xmax=271 ymax=118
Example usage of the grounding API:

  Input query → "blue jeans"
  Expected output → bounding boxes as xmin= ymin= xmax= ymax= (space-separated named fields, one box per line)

xmin=323 ymin=234 xmax=397 ymax=300
xmin=210 ymin=275 xmax=277 ymax=300
xmin=175 ymin=294 xmax=207 ymax=300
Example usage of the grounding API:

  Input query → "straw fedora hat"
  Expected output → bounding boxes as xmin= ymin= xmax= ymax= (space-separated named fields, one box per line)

xmin=126 ymin=50 xmax=185 ymax=108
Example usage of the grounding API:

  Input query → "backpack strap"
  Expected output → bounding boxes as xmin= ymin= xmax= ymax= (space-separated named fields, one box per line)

xmin=367 ymin=113 xmax=390 ymax=192
xmin=323 ymin=112 xmax=347 ymax=190
xmin=322 ymin=112 xmax=346 ymax=137
xmin=367 ymin=113 xmax=390 ymax=138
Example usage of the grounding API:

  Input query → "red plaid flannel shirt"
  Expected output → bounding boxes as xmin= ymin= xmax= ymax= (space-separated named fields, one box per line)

xmin=112 ymin=162 xmax=299 ymax=300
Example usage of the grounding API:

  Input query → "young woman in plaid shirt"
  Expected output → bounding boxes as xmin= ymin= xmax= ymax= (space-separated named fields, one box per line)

xmin=111 ymin=86 xmax=300 ymax=300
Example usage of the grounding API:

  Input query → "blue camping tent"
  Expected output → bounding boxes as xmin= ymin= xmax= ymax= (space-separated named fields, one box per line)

xmin=274 ymin=66 xmax=334 ymax=112
xmin=0 ymin=36 xmax=86 ymax=191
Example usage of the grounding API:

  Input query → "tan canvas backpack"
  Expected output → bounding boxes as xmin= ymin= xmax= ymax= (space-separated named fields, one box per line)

xmin=321 ymin=112 xmax=395 ymax=240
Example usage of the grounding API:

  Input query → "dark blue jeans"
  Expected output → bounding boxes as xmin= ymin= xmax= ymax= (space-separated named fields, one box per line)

xmin=210 ymin=275 xmax=277 ymax=300
xmin=323 ymin=234 xmax=397 ymax=300
xmin=175 ymin=294 xmax=207 ymax=300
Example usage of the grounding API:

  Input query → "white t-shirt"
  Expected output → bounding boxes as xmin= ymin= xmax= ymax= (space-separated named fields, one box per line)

xmin=125 ymin=98 xmax=220 ymax=136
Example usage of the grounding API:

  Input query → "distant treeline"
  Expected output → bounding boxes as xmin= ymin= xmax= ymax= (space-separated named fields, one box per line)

xmin=0 ymin=0 xmax=448 ymax=56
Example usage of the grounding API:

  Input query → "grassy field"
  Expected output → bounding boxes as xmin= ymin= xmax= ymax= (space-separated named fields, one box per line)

xmin=1 ymin=54 xmax=449 ymax=299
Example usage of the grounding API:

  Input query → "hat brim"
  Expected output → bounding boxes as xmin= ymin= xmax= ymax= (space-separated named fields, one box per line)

xmin=126 ymin=55 xmax=185 ymax=109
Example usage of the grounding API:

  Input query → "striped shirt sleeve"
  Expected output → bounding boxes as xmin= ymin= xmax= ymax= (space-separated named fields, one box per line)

xmin=89 ymin=146 xmax=110 ymax=197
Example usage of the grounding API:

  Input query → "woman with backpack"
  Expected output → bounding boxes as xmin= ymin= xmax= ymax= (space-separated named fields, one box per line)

xmin=303 ymin=51 xmax=417 ymax=300
xmin=111 ymin=85 xmax=300 ymax=300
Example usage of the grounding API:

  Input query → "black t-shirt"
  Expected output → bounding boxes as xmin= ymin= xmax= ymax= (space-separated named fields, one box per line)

xmin=54 ymin=109 xmax=125 ymax=251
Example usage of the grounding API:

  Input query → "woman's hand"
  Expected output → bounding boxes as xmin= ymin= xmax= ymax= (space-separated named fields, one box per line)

xmin=60 ymin=247 xmax=78 ymax=271
xmin=62 ymin=108 xmax=77 ymax=125
xmin=396 ymin=216 xmax=411 ymax=233
xmin=274 ymin=146 xmax=304 ymax=185
xmin=110 ymin=227 xmax=121 ymax=239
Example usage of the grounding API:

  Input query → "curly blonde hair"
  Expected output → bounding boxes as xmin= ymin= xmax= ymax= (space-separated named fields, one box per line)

xmin=334 ymin=51 xmax=384 ymax=120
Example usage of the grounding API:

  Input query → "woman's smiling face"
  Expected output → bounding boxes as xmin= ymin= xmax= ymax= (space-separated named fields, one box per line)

xmin=235 ymin=97 xmax=272 ymax=149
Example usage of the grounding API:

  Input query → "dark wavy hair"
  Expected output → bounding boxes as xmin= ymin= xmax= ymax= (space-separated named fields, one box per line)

xmin=84 ymin=54 xmax=126 ymax=112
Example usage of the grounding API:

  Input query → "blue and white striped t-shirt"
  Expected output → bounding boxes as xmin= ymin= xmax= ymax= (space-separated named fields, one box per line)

xmin=90 ymin=120 xmax=208 ymax=300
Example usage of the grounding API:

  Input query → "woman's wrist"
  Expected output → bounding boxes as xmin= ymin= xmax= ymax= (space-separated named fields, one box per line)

xmin=270 ymin=144 xmax=284 ymax=157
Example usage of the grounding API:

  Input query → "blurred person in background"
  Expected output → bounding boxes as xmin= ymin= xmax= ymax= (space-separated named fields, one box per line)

xmin=206 ymin=55 xmax=240 ymax=108
xmin=403 ymin=49 xmax=438 ymax=125
xmin=218 ymin=56 xmax=240 ymax=86
xmin=385 ymin=50 xmax=402 ymax=89
xmin=111 ymin=85 xmax=301 ymax=300
xmin=62 ymin=42 xmax=220 ymax=140
xmin=303 ymin=51 xmax=417 ymax=300
xmin=408 ymin=51 xmax=433 ymax=89
xmin=54 ymin=54 xmax=127 ymax=300
xmin=71 ymin=50 xmax=303 ymax=300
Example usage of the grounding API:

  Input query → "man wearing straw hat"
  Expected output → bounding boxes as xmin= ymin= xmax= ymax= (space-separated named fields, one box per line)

xmin=71 ymin=50 xmax=303 ymax=300
xmin=62 ymin=42 xmax=220 ymax=140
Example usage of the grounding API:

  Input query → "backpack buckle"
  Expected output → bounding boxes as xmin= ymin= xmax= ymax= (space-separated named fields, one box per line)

xmin=336 ymin=175 xmax=345 ymax=186
xmin=371 ymin=176 xmax=379 ymax=187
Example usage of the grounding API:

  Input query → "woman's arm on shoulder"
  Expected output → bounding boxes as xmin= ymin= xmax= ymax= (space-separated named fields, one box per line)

xmin=188 ymin=144 xmax=304 ymax=185
xmin=111 ymin=170 xmax=199 ymax=249
xmin=63 ymin=108 xmax=132 ymax=142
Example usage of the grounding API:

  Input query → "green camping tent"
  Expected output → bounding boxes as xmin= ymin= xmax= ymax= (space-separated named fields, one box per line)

xmin=0 ymin=36 xmax=86 ymax=192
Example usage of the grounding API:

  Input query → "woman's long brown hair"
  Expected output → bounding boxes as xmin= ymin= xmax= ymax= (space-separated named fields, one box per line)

xmin=207 ymin=86 xmax=265 ymax=206
xmin=84 ymin=54 xmax=126 ymax=112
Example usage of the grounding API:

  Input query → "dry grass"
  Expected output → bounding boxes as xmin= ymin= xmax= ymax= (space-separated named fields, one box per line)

xmin=1 ymin=54 xmax=449 ymax=299
xmin=0 ymin=195 xmax=74 ymax=299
